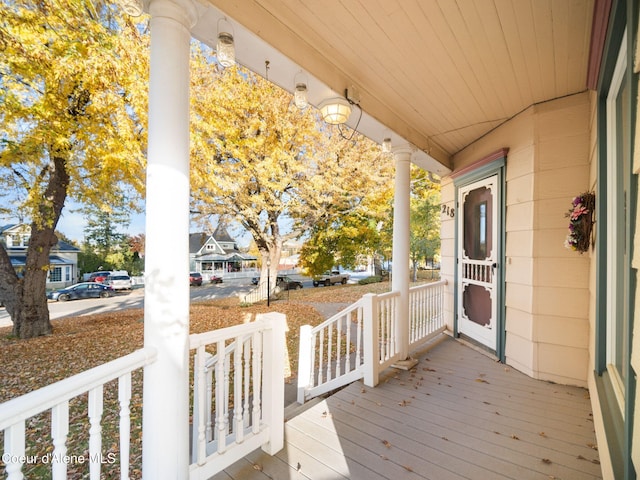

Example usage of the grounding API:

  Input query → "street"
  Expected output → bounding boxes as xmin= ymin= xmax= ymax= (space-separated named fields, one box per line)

xmin=0 ymin=277 xmax=260 ymax=329
xmin=0 ymin=272 xmax=362 ymax=329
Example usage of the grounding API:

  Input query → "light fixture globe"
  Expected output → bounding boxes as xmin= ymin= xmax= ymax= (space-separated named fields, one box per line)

xmin=217 ymin=32 xmax=235 ymax=67
xmin=319 ymin=97 xmax=352 ymax=125
xmin=119 ymin=0 xmax=143 ymax=16
xmin=294 ymin=83 xmax=308 ymax=109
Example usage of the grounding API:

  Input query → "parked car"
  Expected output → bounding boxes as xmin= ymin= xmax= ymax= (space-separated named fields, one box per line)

xmin=313 ymin=270 xmax=350 ymax=287
xmin=47 ymin=282 xmax=114 ymax=302
xmin=189 ymin=272 xmax=203 ymax=286
xmin=251 ymin=276 xmax=259 ymax=285
xmin=209 ymin=274 xmax=223 ymax=284
xmin=107 ymin=274 xmax=132 ymax=290
xmin=88 ymin=271 xmax=111 ymax=283
xmin=276 ymin=275 xmax=303 ymax=290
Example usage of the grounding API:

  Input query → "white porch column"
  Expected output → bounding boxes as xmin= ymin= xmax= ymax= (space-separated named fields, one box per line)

xmin=143 ymin=1 xmax=197 ymax=478
xmin=391 ymin=147 xmax=412 ymax=360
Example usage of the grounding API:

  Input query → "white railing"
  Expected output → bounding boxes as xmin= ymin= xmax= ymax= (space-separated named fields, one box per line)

xmin=0 ymin=347 xmax=157 ymax=480
xmin=298 ymin=280 xmax=448 ymax=403
xmin=409 ymin=279 xmax=447 ymax=350
xmin=372 ymin=291 xmax=402 ymax=372
xmin=189 ymin=313 xmax=285 ymax=480
xmin=239 ymin=281 xmax=269 ymax=304
xmin=297 ymin=299 xmax=366 ymax=403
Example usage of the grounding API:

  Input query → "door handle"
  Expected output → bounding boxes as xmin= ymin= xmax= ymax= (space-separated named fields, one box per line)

xmin=492 ymin=263 xmax=497 ymax=269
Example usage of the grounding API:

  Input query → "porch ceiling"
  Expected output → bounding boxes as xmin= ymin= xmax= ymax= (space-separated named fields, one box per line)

xmin=198 ymin=0 xmax=595 ymax=173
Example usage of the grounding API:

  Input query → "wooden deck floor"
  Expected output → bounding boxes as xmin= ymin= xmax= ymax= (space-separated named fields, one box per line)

xmin=212 ymin=336 xmax=602 ymax=480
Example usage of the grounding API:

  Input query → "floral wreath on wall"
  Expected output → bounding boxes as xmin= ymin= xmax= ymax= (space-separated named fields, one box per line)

xmin=564 ymin=192 xmax=595 ymax=253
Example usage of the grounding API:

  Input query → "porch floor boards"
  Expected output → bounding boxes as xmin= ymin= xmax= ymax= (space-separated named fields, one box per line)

xmin=212 ymin=336 xmax=602 ymax=480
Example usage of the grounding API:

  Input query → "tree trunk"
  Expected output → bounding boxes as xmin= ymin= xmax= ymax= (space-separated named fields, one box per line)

xmin=259 ymin=241 xmax=283 ymax=301
xmin=2 ymin=154 xmax=70 ymax=338
xmin=11 ymin=224 xmax=61 ymax=338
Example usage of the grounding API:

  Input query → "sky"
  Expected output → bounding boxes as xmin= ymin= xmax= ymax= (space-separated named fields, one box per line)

xmin=55 ymin=207 xmax=146 ymax=243
xmin=54 ymin=206 xmax=254 ymax=249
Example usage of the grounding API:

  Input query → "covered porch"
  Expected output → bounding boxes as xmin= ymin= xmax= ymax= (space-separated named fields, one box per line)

xmin=217 ymin=336 xmax=601 ymax=480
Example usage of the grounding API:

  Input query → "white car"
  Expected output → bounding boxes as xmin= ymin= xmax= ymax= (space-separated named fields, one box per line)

xmin=108 ymin=274 xmax=132 ymax=291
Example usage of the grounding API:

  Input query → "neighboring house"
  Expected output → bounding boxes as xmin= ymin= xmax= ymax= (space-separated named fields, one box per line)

xmin=189 ymin=225 xmax=257 ymax=274
xmin=0 ymin=224 xmax=79 ymax=288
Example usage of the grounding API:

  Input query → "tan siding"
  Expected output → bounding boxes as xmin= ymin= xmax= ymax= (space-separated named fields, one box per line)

xmin=505 ymin=174 xmax=534 ymax=205
xmin=445 ymin=92 xmax=591 ymax=386
xmin=505 ymin=201 xmax=534 ymax=231
xmin=504 ymin=256 xmax=533 ymax=285
xmin=505 ymin=282 xmax=534 ymax=312
xmin=536 ymin=343 xmax=590 ymax=385
xmin=534 ymin=257 xmax=590 ymax=288
xmin=505 ymin=230 xmax=533 ymax=257
xmin=534 ymin=315 xmax=590 ymax=349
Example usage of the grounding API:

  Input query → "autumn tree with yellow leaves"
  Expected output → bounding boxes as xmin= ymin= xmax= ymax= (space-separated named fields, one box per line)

xmin=190 ymin=46 xmax=394 ymax=290
xmin=0 ymin=1 xmax=148 ymax=338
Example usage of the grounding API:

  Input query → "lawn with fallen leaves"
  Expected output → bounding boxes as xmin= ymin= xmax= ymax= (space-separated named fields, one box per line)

xmin=0 ymin=279 xmax=404 ymax=479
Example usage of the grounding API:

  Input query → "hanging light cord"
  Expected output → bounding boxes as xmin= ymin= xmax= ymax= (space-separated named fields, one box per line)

xmin=338 ymin=100 xmax=362 ymax=141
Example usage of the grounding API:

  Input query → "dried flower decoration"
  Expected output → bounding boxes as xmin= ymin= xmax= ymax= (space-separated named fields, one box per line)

xmin=564 ymin=192 xmax=595 ymax=253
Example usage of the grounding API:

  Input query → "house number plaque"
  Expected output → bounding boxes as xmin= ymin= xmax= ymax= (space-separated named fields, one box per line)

xmin=441 ymin=204 xmax=455 ymax=218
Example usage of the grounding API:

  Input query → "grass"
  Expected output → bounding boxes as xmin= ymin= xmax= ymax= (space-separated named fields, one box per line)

xmin=0 ymin=280 xmax=403 ymax=479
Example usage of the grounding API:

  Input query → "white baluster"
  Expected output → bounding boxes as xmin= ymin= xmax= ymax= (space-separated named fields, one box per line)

xmin=309 ymin=333 xmax=317 ymax=388
xmin=344 ymin=313 xmax=352 ymax=373
xmin=355 ymin=306 xmax=363 ymax=368
xmin=118 ymin=374 xmax=131 ymax=480
xmin=194 ymin=346 xmax=207 ymax=464
xmin=223 ymin=347 xmax=231 ymax=436
xmin=5 ymin=421 xmax=25 ymax=480
xmin=327 ymin=323 xmax=334 ymax=381
xmin=251 ymin=330 xmax=262 ymax=435
xmin=51 ymin=401 xmax=69 ymax=480
xmin=243 ymin=338 xmax=251 ymax=428
xmin=317 ymin=330 xmax=324 ymax=385
xmin=215 ymin=340 xmax=226 ymax=454
xmin=336 ymin=316 xmax=342 ymax=377
xmin=88 ymin=385 xmax=103 ymax=480
xmin=234 ymin=337 xmax=244 ymax=444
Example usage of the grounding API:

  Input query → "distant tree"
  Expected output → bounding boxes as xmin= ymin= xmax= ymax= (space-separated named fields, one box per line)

xmin=128 ymin=233 xmax=145 ymax=258
xmin=83 ymin=208 xmax=129 ymax=259
xmin=189 ymin=47 xmax=392 ymax=295
xmin=0 ymin=1 xmax=149 ymax=338
xmin=77 ymin=246 xmax=106 ymax=277
xmin=410 ymin=168 xmax=441 ymax=281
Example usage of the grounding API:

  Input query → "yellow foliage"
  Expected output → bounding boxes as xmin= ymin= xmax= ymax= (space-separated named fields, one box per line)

xmin=0 ymin=1 xmax=149 ymax=222
xmin=189 ymin=43 xmax=394 ymax=266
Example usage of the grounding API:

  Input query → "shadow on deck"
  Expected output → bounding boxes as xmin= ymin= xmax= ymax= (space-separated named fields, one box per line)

xmin=212 ymin=335 xmax=601 ymax=480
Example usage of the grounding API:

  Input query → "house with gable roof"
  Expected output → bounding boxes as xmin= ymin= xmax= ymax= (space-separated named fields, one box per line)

xmin=0 ymin=223 xmax=80 ymax=288
xmin=189 ymin=225 xmax=257 ymax=276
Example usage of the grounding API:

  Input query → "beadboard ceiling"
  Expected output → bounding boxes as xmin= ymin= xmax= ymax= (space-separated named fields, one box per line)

xmin=197 ymin=0 xmax=595 ymax=172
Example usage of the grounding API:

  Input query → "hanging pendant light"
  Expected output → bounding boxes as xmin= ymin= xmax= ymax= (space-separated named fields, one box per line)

xmin=294 ymin=83 xmax=308 ymax=109
xmin=118 ymin=0 xmax=143 ymax=16
xmin=293 ymin=72 xmax=308 ymax=109
xmin=318 ymin=97 xmax=352 ymax=125
xmin=217 ymin=18 xmax=235 ymax=68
